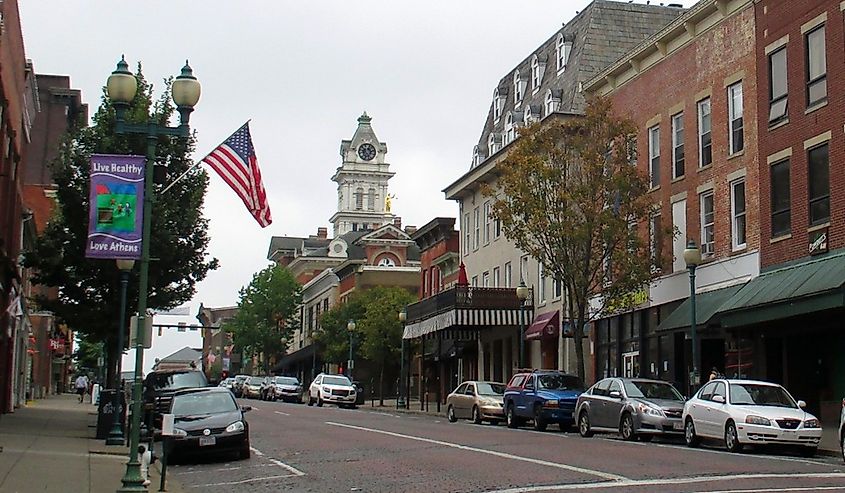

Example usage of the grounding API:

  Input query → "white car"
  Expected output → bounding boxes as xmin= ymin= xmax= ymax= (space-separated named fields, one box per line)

xmin=683 ymin=379 xmax=822 ymax=456
xmin=308 ymin=373 xmax=357 ymax=408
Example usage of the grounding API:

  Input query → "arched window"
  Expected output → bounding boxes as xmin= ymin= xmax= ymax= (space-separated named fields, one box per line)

xmin=556 ymin=34 xmax=571 ymax=73
xmin=367 ymin=187 xmax=376 ymax=210
xmin=472 ymin=145 xmax=481 ymax=168
xmin=531 ymin=55 xmax=540 ymax=89
xmin=524 ymin=107 xmax=533 ymax=125
xmin=488 ymin=133 xmax=497 ymax=156
xmin=545 ymin=90 xmax=557 ymax=116
xmin=513 ymin=71 xmax=523 ymax=105
xmin=505 ymin=113 xmax=515 ymax=144
xmin=377 ymin=257 xmax=396 ymax=267
xmin=493 ymin=88 xmax=502 ymax=121
xmin=355 ymin=187 xmax=364 ymax=210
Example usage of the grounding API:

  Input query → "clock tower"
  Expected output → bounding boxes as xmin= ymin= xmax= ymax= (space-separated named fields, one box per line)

xmin=330 ymin=112 xmax=396 ymax=236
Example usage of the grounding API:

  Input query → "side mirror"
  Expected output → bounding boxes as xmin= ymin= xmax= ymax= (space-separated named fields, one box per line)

xmin=609 ymin=390 xmax=622 ymax=399
xmin=712 ymin=395 xmax=725 ymax=404
xmin=797 ymin=400 xmax=806 ymax=409
xmin=241 ymin=406 xmax=252 ymax=412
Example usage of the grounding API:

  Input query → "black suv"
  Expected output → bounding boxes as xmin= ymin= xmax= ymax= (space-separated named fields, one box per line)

xmin=143 ymin=368 xmax=208 ymax=433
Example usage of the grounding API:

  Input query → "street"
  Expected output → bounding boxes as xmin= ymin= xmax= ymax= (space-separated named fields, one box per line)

xmin=164 ymin=399 xmax=845 ymax=493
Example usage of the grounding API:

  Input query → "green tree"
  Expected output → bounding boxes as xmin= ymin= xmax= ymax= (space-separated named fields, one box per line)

xmin=482 ymin=97 xmax=661 ymax=382
xmin=73 ymin=334 xmax=104 ymax=373
xmin=226 ymin=265 xmax=301 ymax=374
xmin=23 ymin=64 xmax=218 ymax=385
xmin=314 ymin=296 xmax=366 ymax=366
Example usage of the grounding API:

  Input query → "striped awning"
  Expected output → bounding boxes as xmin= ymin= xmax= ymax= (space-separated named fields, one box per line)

xmin=403 ymin=307 xmax=531 ymax=339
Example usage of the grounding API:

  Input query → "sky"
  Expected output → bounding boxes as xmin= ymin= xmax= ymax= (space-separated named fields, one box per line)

xmin=19 ymin=0 xmax=696 ymax=373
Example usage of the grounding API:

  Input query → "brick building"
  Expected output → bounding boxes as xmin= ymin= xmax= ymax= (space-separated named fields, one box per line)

xmin=585 ymin=0 xmax=760 ymax=395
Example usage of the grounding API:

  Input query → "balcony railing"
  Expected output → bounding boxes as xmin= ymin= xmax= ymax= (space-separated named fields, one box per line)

xmin=406 ymin=286 xmax=533 ymax=323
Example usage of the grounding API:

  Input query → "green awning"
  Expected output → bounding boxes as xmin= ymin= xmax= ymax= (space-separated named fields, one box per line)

xmin=718 ymin=251 xmax=845 ymax=328
xmin=657 ymin=283 xmax=746 ymax=332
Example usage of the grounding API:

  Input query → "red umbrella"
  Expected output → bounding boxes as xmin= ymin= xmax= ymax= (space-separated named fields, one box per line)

xmin=457 ymin=262 xmax=468 ymax=286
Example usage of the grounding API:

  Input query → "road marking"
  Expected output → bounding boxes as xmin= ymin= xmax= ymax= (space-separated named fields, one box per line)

xmin=190 ymin=474 xmax=300 ymax=487
xmin=249 ymin=446 xmax=265 ymax=456
xmin=485 ymin=472 xmax=845 ymax=492
xmin=369 ymin=411 xmax=401 ymax=418
xmin=273 ymin=410 xmax=290 ymax=416
xmin=325 ymin=421 xmax=628 ymax=482
xmin=268 ymin=457 xmax=305 ymax=476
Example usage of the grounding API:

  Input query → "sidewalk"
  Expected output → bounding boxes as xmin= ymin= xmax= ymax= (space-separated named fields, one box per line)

xmin=0 ymin=393 xmax=185 ymax=493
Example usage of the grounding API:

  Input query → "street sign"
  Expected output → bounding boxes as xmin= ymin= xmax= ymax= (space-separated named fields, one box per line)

xmin=347 ymin=360 xmax=354 ymax=370
xmin=129 ymin=315 xmax=153 ymax=349
xmin=161 ymin=413 xmax=175 ymax=436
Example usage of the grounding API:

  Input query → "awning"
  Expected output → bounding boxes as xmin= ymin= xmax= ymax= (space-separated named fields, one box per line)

xmin=525 ymin=310 xmax=559 ymax=340
xmin=656 ymin=283 xmax=746 ymax=333
xmin=718 ymin=251 xmax=845 ymax=328
xmin=403 ymin=308 xmax=528 ymax=339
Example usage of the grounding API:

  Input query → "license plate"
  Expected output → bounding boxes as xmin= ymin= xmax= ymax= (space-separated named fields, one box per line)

xmin=199 ymin=436 xmax=216 ymax=446
xmin=673 ymin=422 xmax=684 ymax=430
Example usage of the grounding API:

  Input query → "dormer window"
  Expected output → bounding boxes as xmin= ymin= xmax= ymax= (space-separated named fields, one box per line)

xmin=493 ymin=88 xmax=502 ymax=122
xmin=545 ymin=89 xmax=559 ymax=115
xmin=531 ymin=55 xmax=540 ymax=91
xmin=524 ymin=107 xmax=538 ymax=125
xmin=488 ymin=133 xmax=502 ymax=156
xmin=505 ymin=113 xmax=516 ymax=144
xmin=472 ymin=145 xmax=481 ymax=168
xmin=513 ymin=71 xmax=523 ymax=106
xmin=556 ymin=34 xmax=572 ymax=73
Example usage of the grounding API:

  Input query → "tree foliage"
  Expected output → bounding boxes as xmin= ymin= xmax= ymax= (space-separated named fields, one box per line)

xmin=23 ymin=65 xmax=218 ymax=381
xmin=314 ymin=296 xmax=366 ymax=366
xmin=225 ymin=265 xmax=301 ymax=374
xmin=482 ymin=96 xmax=662 ymax=382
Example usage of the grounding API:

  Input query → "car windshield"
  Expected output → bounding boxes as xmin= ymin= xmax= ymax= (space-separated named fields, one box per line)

xmin=235 ymin=376 xmax=248 ymax=383
xmin=624 ymin=381 xmax=683 ymax=401
xmin=248 ymin=376 xmax=263 ymax=384
xmin=146 ymin=371 xmax=207 ymax=391
xmin=323 ymin=376 xmax=351 ymax=386
xmin=729 ymin=383 xmax=797 ymax=408
xmin=275 ymin=377 xmax=299 ymax=385
xmin=476 ymin=383 xmax=505 ymax=396
xmin=171 ymin=392 xmax=237 ymax=416
xmin=537 ymin=374 xmax=583 ymax=391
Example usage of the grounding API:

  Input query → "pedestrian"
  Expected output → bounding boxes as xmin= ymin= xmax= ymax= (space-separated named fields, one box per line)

xmin=74 ymin=374 xmax=89 ymax=403
xmin=709 ymin=367 xmax=720 ymax=381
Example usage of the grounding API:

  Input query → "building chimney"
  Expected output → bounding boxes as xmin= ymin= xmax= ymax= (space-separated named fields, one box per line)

xmin=404 ymin=225 xmax=417 ymax=236
xmin=393 ymin=217 xmax=402 ymax=228
xmin=317 ymin=227 xmax=327 ymax=239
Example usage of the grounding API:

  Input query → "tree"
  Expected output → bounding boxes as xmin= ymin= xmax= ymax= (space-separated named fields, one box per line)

xmin=225 ymin=265 xmax=301 ymax=374
xmin=314 ymin=296 xmax=366 ymax=367
xmin=482 ymin=96 xmax=661 ymax=382
xmin=23 ymin=65 xmax=218 ymax=385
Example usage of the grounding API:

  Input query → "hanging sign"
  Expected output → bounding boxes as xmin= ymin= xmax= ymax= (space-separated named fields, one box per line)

xmin=85 ymin=154 xmax=145 ymax=259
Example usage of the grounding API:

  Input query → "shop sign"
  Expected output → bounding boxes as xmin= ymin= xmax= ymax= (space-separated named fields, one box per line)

xmin=809 ymin=227 xmax=828 ymax=255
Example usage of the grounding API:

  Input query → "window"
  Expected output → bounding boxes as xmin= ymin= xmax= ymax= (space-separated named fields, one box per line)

xmin=367 ymin=187 xmax=376 ymax=210
xmin=471 ymin=146 xmax=481 ymax=168
xmin=505 ymin=113 xmax=515 ymax=144
xmin=483 ymin=201 xmax=491 ymax=244
xmin=463 ymin=212 xmax=470 ymax=255
xmin=482 ymin=271 xmax=490 ymax=287
xmin=493 ymin=266 xmax=500 ymax=288
xmin=377 ymin=257 xmax=396 ymax=267
xmin=538 ymin=262 xmax=546 ymax=302
xmin=768 ymin=47 xmax=788 ymax=124
xmin=513 ymin=71 xmax=523 ymax=105
xmin=697 ymin=98 xmax=712 ymax=167
xmin=471 ymin=275 xmax=478 ymax=287
xmin=488 ymin=133 xmax=497 ymax=157
xmin=323 ymin=298 xmax=329 ymax=312
xmin=552 ymin=276 xmax=562 ymax=299
xmin=731 ymin=179 xmax=747 ymax=250
xmin=556 ymin=34 xmax=571 ymax=72
xmin=700 ymin=191 xmax=714 ymax=257
xmin=531 ymin=55 xmax=540 ymax=90
xmin=806 ymin=25 xmax=827 ymax=107
xmin=728 ymin=82 xmax=744 ymax=154
xmin=473 ymin=207 xmax=480 ymax=250
xmin=649 ymin=213 xmax=661 ymax=271
xmin=648 ymin=125 xmax=660 ymax=188
xmin=808 ymin=143 xmax=830 ymax=226
xmin=519 ymin=255 xmax=529 ymax=284
xmin=355 ymin=187 xmax=364 ymax=210
xmin=545 ymin=90 xmax=557 ymax=115
xmin=493 ymin=88 xmax=502 ymax=121
xmin=494 ymin=216 xmax=502 ymax=239
xmin=504 ymin=262 xmax=512 ymax=287
xmin=770 ymin=159 xmax=791 ymax=237
xmin=672 ymin=112 xmax=684 ymax=179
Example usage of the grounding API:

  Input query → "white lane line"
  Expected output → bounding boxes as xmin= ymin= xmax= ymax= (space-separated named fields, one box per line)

xmin=249 ymin=446 xmax=265 ymax=456
xmin=269 ymin=457 xmax=305 ymax=476
xmin=273 ymin=410 xmax=290 ymax=416
xmin=485 ymin=472 xmax=845 ymax=493
xmin=369 ymin=411 xmax=401 ymax=418
xmin=325 ymin=421 xmax=627 ymax=482
xmin=174 ymin=463 xmax=277 ymax=474
xmin=190 ymin=474 xmax=299 ymax=487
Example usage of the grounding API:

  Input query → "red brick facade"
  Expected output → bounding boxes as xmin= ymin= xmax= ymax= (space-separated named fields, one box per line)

xmin=755 ymin=0 xmax=845 ymax=267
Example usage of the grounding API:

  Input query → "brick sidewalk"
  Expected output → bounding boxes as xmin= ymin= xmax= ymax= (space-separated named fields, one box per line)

xmin=0 ymin=393 xmax=185 ymax=493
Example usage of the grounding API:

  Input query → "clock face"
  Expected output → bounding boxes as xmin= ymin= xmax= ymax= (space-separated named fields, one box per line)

xmin=358 ymin=143 xmax=376 ymax=161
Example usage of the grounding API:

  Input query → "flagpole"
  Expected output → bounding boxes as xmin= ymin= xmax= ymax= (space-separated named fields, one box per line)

xmin=160 ymin=119 xmax=251 ymax=195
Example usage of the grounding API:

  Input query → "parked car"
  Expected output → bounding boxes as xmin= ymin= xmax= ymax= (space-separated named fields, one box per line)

xmin=143 ymin=368 xmax=209 ymax=433
xmin=259 ymin=376 xmax=275 ymax=401
xmin=232 ymin=374 xmax=250 ymax=397
xmin=218 ymin=377 xmax=235 ymax=390
xmin=575 ymin=378 xmax=685 ymax=441
xmin=839 ymin=398 xmax=844 ymax=463
xmin=242 ymin=376 xmax=264 ymax=399
xmin=447 ymin=381 xmax=505 ymax=424
xmin=308 ymin=373 xmax=357 ymax=408
xmin=683 ymin=379 xmax=822 ymax=456
xmin=269 ymin=376 xmax=304 ymax=403
xmin=503 ymin=370 xmax=584 ymax=431
xmin=165 ymin=387 xmax=251 ymax=462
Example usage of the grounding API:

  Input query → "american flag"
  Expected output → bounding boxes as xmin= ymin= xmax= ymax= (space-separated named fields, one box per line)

xmin=202 ymin=122 xmax=272 ymax=227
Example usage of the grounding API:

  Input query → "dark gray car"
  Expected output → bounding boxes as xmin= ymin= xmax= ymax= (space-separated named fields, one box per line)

xmin=575 ymin=378 xmax=685 ymax=441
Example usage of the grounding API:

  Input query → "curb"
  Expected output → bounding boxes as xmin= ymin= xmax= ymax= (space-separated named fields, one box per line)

xmin=364 ymin=404 xmax=446 ymax=418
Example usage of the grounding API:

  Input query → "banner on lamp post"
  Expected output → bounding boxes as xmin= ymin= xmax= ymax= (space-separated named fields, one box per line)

xmin=85 ymin=154 xmax=145 ymax=259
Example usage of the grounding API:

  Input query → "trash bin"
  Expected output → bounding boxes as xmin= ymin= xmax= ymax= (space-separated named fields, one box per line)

xmin=96 ymin=389 xmax=127 ymax=440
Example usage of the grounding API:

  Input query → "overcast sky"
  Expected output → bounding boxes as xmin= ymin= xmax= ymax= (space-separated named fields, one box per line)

xmin=19 ymin=0 xmax=696 ymax=372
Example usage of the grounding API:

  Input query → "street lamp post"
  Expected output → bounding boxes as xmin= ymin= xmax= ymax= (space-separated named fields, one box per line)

xmin=106 ymin=259 xmax=135 ymax=445
xmin=347 ymin=320 xmax=356 ymax=381
xmin=398 ymin=309 xmax=407 ymax=409
xmin=106 ymin=56 xmax=200 ymax=492
xmin=516 ymin=281 xmax=530 ymax=369
xmin=683 ymin=240 xmax=702 ymax=395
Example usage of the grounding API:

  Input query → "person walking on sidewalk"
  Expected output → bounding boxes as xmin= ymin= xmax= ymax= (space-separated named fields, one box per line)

xmin=74 ymin=374 xmax=89 ymax=403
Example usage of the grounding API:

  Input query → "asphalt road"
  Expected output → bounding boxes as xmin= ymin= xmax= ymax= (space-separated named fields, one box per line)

xmin=164 ymin=398 xmax=845 ymax=493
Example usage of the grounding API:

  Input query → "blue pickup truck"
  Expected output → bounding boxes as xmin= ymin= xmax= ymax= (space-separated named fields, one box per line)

xmin=503 ymin=370 xmax=584 ymax=431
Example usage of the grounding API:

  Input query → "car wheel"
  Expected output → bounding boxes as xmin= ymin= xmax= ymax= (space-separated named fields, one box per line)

xmin=447 ymin=405 xmax=457 ymax=423
xmin=685 ymin=418 xmax=700 ymax=448
xmin=471 ymin=406 xmax=482 ymax=425
xmin=307 ymin=395 xmax=314 ymax=406
xmin=533 ymin=405 xmax=547 ymax=432
xmin=620 ymin=413 xmax=636 ymax=441
xmin=506 ymin=404 xmax=519 ymax=429
xmin=725 ymin=420 xmax=743 ymax=453
xmin=239 ymin=445 xmax=251 ymax=460
xmin=578 ymin=411 xmax=593 ymax=438
xmin=317 ymin=396 xmax=324 ymax=407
